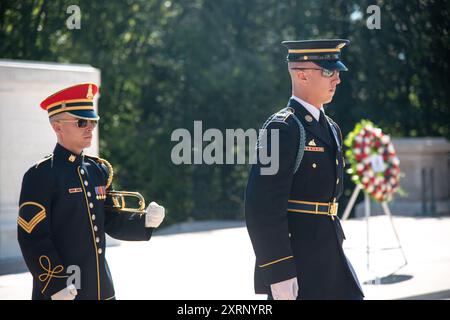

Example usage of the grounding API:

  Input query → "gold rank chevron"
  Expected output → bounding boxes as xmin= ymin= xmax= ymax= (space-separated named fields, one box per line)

xmin=18 ymin=202 xmax=46 ymax=234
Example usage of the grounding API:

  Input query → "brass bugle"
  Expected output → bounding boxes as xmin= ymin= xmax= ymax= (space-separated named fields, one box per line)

xmin=105 ymin=190 xmax=146 ymax=214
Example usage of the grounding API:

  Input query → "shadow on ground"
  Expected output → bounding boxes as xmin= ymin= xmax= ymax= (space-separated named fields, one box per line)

xmin=364 ymin=274 xmax=414 ymax=285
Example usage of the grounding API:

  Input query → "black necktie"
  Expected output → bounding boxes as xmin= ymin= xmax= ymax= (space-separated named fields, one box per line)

xmin=319 ymin=110 xmax=334 ymax=146
xmin=319 ymin=111 xmax=328 ymax=129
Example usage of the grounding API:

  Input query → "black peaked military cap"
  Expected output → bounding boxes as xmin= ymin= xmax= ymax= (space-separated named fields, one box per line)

xmin=281 ymin=39 xmax=350 ymax=71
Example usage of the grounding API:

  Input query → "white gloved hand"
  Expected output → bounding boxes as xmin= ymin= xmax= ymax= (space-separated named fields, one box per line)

xmin=51 ymin=284 xmax=77 ymax=300
xmin=145 ymin=201 xmax=165 ymax=228
xmin=270 ymin=277 xmax=298 ymax=300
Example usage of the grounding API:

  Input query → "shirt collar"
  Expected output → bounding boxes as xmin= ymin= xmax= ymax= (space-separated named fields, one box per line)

xmin=291 ymin=95 xmax=325 ymax=121
xmin=53 ymin=143 xmax=84 ymax=165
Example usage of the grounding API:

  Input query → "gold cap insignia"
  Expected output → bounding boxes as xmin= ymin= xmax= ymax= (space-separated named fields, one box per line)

xmin=86 ymin=84 xmax=94 ymax=100
xmin=308 ymin=139 xmax=316 ymax=146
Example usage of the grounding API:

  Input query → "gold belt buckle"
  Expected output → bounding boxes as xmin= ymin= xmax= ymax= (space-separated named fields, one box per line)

xmin=329 ymin=202 xmax=338 ymax=216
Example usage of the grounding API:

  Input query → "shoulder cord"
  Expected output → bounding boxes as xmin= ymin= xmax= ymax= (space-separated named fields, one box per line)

xmin=291 ymin=113 xmax=306 ymax=174
xmin=257 ymin=107 xmax=305 ymax=174
xmin=97 ymin=158 xmax=114 ymax=189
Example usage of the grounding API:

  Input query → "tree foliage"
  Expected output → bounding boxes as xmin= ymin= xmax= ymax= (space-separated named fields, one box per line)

xmin=1 ymin=0 xmax=448 ymax=223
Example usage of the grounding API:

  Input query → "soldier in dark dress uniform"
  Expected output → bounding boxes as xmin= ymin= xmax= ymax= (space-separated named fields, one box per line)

xmin=17 ymin=83 xmax=165 ymax=300
xmin=245 ymin=40 xmax=364 ymax=300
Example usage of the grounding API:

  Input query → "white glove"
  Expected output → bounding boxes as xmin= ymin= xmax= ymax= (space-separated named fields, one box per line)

xmin=270 ymin=277 xmax=298 ymax=300
xmin=145 ymin=201 xmax=165 ymax=228
xmin=51 ymin=284 xmax=77 ymax=300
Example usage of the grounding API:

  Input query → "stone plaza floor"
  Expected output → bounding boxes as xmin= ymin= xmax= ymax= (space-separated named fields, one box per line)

xmin=1 ymin=216 xmax=449 ymax=300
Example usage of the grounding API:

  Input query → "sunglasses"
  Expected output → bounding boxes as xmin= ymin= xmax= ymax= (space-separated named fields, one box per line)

xmin=290 ymin=67 xmax=339 ymax=78
xmin=57 ymin=119 xmax=98 ymax=128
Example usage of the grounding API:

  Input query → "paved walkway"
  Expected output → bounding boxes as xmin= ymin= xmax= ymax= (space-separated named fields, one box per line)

xmin=1 ymin=216 xmax=449 ymax=300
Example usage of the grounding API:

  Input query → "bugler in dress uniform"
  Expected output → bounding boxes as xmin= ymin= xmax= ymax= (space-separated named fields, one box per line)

xmin=17 ymin=83 xmax=165 ymax=300
xmin=245 ymin=40 xmax=364 ymax=300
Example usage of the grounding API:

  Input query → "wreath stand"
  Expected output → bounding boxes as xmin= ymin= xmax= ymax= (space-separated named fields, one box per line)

xmin=342 ymin=184 xmax=408 ymax=278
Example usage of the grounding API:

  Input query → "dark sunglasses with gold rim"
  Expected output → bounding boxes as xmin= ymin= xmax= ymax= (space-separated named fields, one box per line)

xmin=56 ymin=118 xmax=98 ymax=128
xmin=290 ymin=67 xmax=339 ymax=78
